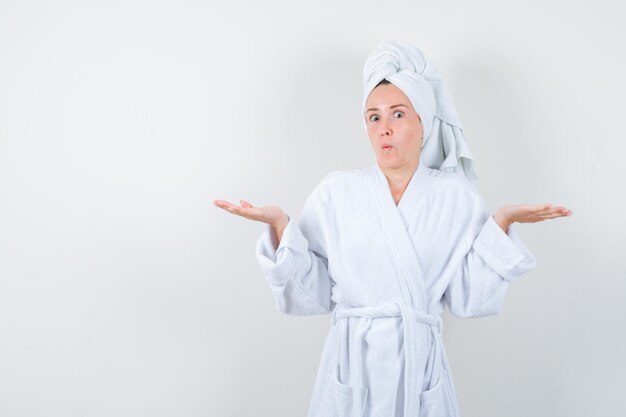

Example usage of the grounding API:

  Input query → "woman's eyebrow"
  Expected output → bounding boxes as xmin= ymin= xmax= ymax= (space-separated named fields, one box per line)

xmin=366 ymin=104 xmax=409 ymax=113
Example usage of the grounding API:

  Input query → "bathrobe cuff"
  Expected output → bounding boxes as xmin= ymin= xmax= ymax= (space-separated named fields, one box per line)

xmin=472 ymin=215 xmax=537 ymax=282
xmin=256 ymin=215 xmax=307 ymax=285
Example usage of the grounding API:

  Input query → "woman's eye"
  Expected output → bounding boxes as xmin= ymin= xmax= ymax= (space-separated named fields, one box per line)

xmin=369 ymin=115 xmax=379 ymax=122
xmin=394 ymin=111 xmax=404 ymax=118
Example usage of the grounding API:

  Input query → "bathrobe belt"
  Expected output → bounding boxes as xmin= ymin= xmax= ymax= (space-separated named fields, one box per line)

xmin=331 ymin=301 xmax=444 ymax=417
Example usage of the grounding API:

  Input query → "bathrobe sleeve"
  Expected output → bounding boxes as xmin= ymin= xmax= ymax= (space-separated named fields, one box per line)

xmin=255 ymin=183 xmax=336 ymax=316
xmin=444 ymin=192 xmax=537 ymax=318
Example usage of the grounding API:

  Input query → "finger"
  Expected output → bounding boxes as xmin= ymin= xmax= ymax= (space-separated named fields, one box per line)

xmin=238 ymin=205 xmax=263 ymax=218
xmin=227 ymin=204 xmax=246 ymax=213
xmin=228 ymin=205 xmax=264 ymax=221
xmin=541 ymin=207 xmax=572 ymax=216
xmin=533 ymin=203 xmax=553 ymax=212
xmin=224 ymin=206 xmax=249 ymax=218
xmin=537 ymin=211 xmax=570 ymax=219
xmin=516 ymin=210 xmax=561 ymax=222
xmin=216 ymin=200 xmax=245 ymax=214
xmin=516 ymin=207 xmax=553 ymax=220
xmin=514 ymin=204 xmax=551 ymax=217
xmin=216 ymin=200 xmax=237 ymax=209
xmin=531 ymin=206 xmax=568 ymax=217
xmin=240 ymin=200 xmax=253 ymax=208
xmin=540 ymin=207 xmax=568 ymax=216
xmin=531 ymin=203 xmax=555 ymax=214
xmin=539 ymin=205 xmax=572 ymax=215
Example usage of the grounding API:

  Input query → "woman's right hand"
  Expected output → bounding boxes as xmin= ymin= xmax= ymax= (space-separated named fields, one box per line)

xmin=213 ymin=199 xmax=289 ymax=230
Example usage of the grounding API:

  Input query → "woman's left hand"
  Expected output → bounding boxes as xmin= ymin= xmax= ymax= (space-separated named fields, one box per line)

xmin=493 ymin=204 xmax=573 ymax=232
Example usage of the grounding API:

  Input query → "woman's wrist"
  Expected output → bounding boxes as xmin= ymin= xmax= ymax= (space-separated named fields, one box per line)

xmin=272 ymin=214 xmax=289 ymax=229
xmin=493 ymin=211 xmax=513 ymax=233
xmin=271 ymin=214 xmax=290 ymax=242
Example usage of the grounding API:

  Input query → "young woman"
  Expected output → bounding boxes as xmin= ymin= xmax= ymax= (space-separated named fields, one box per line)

xmin=214 ymin=41 xmax=571 ymax=417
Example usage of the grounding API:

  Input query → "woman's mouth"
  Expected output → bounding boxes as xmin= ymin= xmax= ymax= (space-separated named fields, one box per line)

xmin=382 ymin=144 xmax=392 ymax=150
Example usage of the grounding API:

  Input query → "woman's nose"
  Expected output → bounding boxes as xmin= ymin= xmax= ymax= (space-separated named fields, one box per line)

xmin=378 ymin=121 xmax=391 ymax=136
xmin=379 ymin=127 xmax=391 ymax=136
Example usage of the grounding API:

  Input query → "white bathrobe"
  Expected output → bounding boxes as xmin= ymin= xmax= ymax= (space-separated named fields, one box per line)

xmin=255 ymin=162 xmax=537 ymax=417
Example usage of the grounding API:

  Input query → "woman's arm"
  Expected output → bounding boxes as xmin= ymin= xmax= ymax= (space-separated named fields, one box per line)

xmin=256 ymin=184 xmax=336 ymax=316
xmin=443 ymin=194 xmax=540 ymax=318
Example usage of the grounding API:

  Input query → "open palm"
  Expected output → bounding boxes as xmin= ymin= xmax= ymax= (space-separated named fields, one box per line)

xmin=497 ymin=203 xmax=572 ymax=224
xmin=213 ymin=199 xmax=287 ymax=228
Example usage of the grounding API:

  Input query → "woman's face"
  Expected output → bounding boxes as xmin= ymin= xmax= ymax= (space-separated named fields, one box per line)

xmin=364 ymin=82 xmax=423 ymax=170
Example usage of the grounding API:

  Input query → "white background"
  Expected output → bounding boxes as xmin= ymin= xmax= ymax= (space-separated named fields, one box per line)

xmin=0 ymin=0 xmax=623 ymax=416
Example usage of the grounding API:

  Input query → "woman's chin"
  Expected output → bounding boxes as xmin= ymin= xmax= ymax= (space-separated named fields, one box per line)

xmin=379 ymin=152 xmax=398 ymax=164
xmin=378 ymin=157 xmax=400 ymax=169
xmin=377 ymin=154 xmax=418 ymax=170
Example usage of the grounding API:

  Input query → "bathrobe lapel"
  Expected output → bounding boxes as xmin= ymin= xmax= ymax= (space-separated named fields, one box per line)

xmin=370 ymin=162 xmax=433 ymax=310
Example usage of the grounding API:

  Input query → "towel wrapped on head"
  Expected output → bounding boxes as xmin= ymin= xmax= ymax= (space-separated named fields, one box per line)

xmin=362 ymin=40 xmax=478 ymax=186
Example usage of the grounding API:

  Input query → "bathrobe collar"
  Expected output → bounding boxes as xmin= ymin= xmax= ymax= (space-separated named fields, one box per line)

xmin=370 ymin=161 xmax=434 ymax=310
